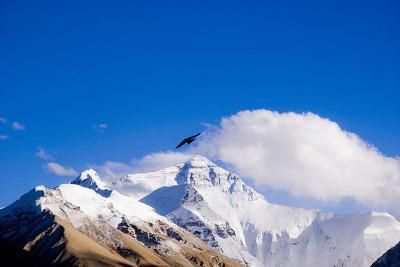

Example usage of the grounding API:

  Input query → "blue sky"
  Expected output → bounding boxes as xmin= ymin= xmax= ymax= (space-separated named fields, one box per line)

xmin=0 ymin=0 xmax=399 ymax=210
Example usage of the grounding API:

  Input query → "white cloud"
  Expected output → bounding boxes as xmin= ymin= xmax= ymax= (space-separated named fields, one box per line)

xmin=46 ymin=162 xmax=78 ymax=177
xmin=94 ymin=151 xmax=193 ymax=181
xmin=93 ymin=123 xmax=108 ymax=132
xmin=0 ymin=117 xmax=6 ymax=123
xmin=0 ymin=134 xmax=8 ymax=140
xmin=12 ymin=121 xmax=25 ymax=131
xmin=191 ymin=109 xmax=400 ymax=209
xmin=36 ymin=147 xmax=55 ymax=161
xmin=37 ymin=147 xmax=77 ymax=177
xmin=89 ymin=109 xmax=400 ymax=212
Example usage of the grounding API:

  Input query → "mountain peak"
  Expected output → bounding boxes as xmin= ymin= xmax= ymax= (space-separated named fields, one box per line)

xmin=175 ymin=156 xmax=261 ymax=200
xmin=71 ymin=169 xmax=112 ymax=197
xmin=75 ymin=168 xmax=103 ymax=184
xmin=183 ymin=155 xmax=216 ymax=168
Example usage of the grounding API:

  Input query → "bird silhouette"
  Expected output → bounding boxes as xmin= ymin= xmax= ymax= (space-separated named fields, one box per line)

xmin=176 ymin=133 xmax=201 ymax=148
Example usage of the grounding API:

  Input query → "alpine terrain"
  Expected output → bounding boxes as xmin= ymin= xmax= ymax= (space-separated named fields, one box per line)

xmin=112 ymin=156 xmax=400 ymax=267
xmin=0 ymin=169 xmax=242 ymax=266
xmin=1 ymin=156 xmax=399 ymax=267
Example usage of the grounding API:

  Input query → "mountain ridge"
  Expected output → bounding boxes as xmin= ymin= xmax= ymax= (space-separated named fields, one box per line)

xmin=102 ymin=155 xmax=400 ymax=267
xmin=0 ymin=179 xmax=243 ymax=267
xmin=2 ymin=155 xmax=400 ymax=267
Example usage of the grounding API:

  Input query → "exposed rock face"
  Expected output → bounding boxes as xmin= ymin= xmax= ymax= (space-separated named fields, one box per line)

xmin=3 ymin=156 xmax=400 ymax=267
xmin=0 ymin=183 xmax=243 ymax=267
xmin=123 ymin=156 xmax=400 ymax=267
xmin=371 ymin=242 xmax=400 ymax=267
xmin=71 ymin=168 xmax=113 ymax=197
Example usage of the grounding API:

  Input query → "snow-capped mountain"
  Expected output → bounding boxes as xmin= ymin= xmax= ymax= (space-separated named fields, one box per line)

xmin=2 ymin=155 xmax=400 ymax=266
xmin=110 ymin=156 xmax=400 ymax=267
xmin=0 ymin=176 xmax=242 ymax=266
xmin=71 ymin=168 xmax=112 ymax=197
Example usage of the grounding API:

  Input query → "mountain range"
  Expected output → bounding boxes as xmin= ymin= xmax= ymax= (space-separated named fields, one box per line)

xmin=1 ymin=155 xmax=399 ymax=266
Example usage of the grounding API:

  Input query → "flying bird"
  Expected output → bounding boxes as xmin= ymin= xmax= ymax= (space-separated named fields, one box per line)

xmin=176 ymin=133 xmax=201 ymax=149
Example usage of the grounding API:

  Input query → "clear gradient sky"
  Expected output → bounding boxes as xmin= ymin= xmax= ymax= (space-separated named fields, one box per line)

xmin=0 ymin=0 xmax=399 ymax=209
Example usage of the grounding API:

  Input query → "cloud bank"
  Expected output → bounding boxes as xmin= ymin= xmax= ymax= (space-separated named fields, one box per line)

xmin=193 ymin=109 xmax=400 ymax=209
xmin=36 ymin=146 xmax=78 ymax=177
xmin=95 ymin=109 xmax=400 ymax=211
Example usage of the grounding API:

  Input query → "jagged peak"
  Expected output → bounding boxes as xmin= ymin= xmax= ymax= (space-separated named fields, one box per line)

xmin=71 ymin=169 xmax=112 ymax=197
xmin=75 ymin=168 xmax=102 ymax=184
xmin=72 ymin=169 xmax=105 ymax=187
xmin=180 ymin=155 xmax=216 ymax=169
xmin=110 ymin=154 xmax=260 ymax=200
xmin=177 ymin=156 xmax=259 ymax=199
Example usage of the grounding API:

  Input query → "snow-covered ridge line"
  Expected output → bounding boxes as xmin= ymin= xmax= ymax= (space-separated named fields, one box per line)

xmin=71 ymin=168 xmax=113 ymax=197
xmin=75 ymin=155 xmax=400 ymax=267
xmin=0 ymin=180 xmax=244 ymax=267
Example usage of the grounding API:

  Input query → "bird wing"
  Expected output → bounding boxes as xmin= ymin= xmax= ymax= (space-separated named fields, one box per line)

xmin=190 ymin=133 xmax=201 ymax=139
xmin=176 ymin=133 xmax=201 ymax=148
xmin=176 ymin=138 xmax=188 ymax=148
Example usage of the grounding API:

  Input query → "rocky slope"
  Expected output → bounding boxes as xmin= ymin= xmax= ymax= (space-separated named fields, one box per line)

xmin=0 ymin=182 xmax=242 ymax=267
xmin=110 ymin=156 xmax=400 ymax=267
xmin=2 ymin=155 xmax=399 ymax=267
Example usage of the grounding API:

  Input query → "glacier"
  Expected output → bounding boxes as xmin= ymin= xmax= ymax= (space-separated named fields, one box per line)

xmin=104 ymin=155 xmax=400 ymax=267
xmin=7 ymin=154 xmax=397 ymax=266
